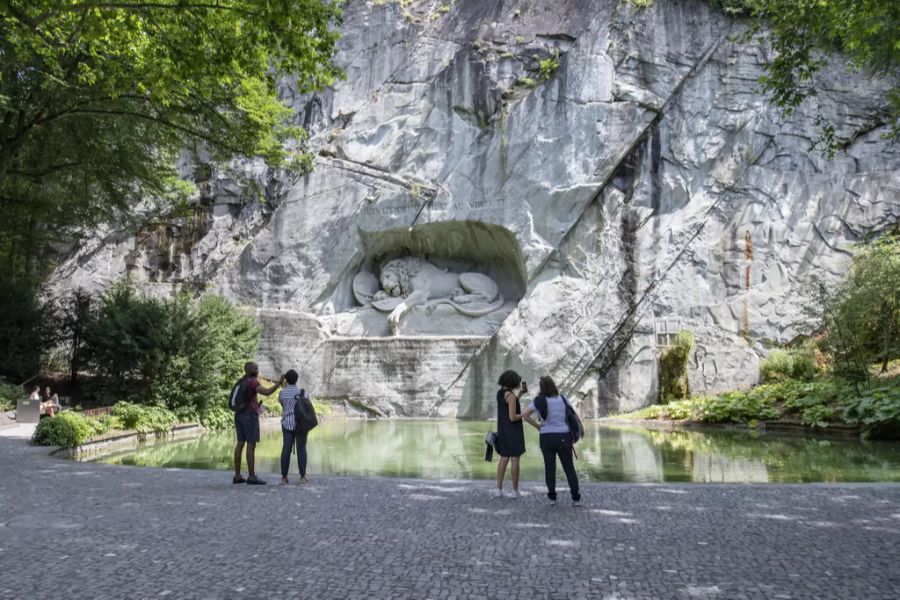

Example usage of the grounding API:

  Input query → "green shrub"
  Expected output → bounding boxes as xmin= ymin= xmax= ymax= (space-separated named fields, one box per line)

xmin=0 ymin=382 xmax=22 ymax=411
xmin=799 ymin=404 xmax=838 ymax=428
xmin=537 ymin=55 xmax=559 ymax=82
xmin=792 ymin=346 xmax=821 ymax=381
xmin=111 ymin=402 xmax=176 ymax=434
xmin=199 ymin=406 xmax=233 ymax=430
xmin=169 ymin=404 xmax=234 ymax=430
xmin=659 ymin=331 xmax=694 ymax=403
xmin=624 ymin=399 xmax=698 ymax=420
xmin=697 ymin=390 xmax=779 ymax=423
xmin=624 ymin=405 xmax=663 ymax=419
xmin=760 ymin=344 xmax=818 ymax=383
xmin=842 ymin=383 xmax=900 ymax=435
xmin=262 ymin=396 xmax=282 ymax=416
xmin=782 ymin=380 xmax=844 ymax=408
xmin=93 ymin=414 xmax=124 ymax=435
xmin=779 ymin=379 xmax=850 ymax=427
xmin=174 ymin=405 xmax=199 ymax=423
xmin=759 ymin=350 xmax=794 ymax=382
xmin=823 ymin=233 xmax=900 ymax=381
xmin=312 ymin=400 xmax=333 ymax=417
xmin=83 ymin=284 xmax=260 ymax=413
xmin=32 ymin=411 xmax=130 ymax=447
xmin=666 ymin=399 xmax=698 ymax=420
xmin=32 ymin=412 xmax=94 ymax=447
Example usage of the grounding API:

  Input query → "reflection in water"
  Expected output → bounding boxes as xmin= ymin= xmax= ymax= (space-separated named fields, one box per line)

xmin=94 ymin=421 xmax=900 ymax=483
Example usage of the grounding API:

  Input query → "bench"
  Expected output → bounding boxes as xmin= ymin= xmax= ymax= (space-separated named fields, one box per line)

xmin=15 ymin=398 xmax=41 ymax=423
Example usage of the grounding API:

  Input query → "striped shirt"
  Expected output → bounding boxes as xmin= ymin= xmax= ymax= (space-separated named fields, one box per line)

xmin=278 ymin=384 xmax=302 ymax=431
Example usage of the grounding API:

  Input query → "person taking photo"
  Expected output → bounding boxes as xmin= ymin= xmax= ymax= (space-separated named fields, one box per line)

xmin=233 ymin=362 xmax=283 ymax=485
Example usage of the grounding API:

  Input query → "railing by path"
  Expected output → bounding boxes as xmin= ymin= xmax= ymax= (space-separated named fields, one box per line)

xmin=82 ymin=407 xmax=113 ymax=419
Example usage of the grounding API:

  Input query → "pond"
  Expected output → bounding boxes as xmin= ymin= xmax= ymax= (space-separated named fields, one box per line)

xmin=92 ymin=420 xmax=900 ymax=483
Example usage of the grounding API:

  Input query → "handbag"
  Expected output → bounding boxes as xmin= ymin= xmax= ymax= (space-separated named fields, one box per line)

xmin=561 ymin=395 xmax=584 ymax=443
xmin=484 ymin=431 xmax=498 ymax=462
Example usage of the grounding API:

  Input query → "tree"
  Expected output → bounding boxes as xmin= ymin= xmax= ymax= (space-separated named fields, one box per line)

xmin=0 ymin=283 xmax=48 ymax=380
xmin=718 ymin=0 xmax=900 ymax=151
xmin=55 ymin=289 xmax=95 ymax=384
xmin=0 ymin=1 xmax=342 ymax=281
xmin=196 ymin=294 xmax=260 ymax=399
xmin=82 ymin=282 xmax=260 ymax=409
xmin=658 ymin=331 xmax=694 ymax=404
xmin=826 ymin=231 xmax=900 ymax=380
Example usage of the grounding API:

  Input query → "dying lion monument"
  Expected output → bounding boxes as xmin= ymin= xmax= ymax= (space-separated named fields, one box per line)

xmin=353 ymin=257 xmax=505 ymax=333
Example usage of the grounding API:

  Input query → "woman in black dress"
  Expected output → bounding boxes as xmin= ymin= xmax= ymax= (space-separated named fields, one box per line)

xmin=495 ymin=370 xmax=527 ymax=499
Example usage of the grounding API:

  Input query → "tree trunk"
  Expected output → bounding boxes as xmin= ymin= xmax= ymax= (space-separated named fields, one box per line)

xmin=881 ymin=302 xmax=891 ymax=374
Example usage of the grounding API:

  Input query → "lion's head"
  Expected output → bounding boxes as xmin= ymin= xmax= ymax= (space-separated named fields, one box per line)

xmin=379 ymin=257 xmax=424 ymax=297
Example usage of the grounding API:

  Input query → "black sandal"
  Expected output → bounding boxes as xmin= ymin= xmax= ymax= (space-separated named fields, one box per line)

xmin=233 ymin=475 xmax=246 ymax=484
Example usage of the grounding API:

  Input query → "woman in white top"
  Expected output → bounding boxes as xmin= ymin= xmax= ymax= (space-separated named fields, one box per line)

xmin=522 ymin=376 xmax=581 ymax=506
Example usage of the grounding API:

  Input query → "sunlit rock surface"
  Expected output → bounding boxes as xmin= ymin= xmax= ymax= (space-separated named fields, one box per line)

xmin=53 ymin=0 xmax=900 ymax=417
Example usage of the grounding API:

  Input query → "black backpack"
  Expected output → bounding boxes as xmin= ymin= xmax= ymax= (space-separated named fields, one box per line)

xmin=228 ymin=378 xmax=250 ymax=413
xmin=534 ymin=393 xmax=584 ymax=443
xmin=293 ymin=389 xmax=318 ymax=432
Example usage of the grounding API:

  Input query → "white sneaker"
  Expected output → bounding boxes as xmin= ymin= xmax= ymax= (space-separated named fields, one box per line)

xmin=510 ymin=490 xmax=520 ymax=499
xmin=493 ymin=488 xmax=503 ymax=499
xmin=573 ymin=499 xmax=582 ymax=507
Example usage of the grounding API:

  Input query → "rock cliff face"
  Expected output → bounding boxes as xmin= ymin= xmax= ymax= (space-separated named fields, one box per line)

xmin=54 ymin=0 xmax=900 ymax=418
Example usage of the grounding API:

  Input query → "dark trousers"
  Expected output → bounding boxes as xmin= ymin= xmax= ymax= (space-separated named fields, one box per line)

xmin=539 ymin=432 xmax=580 ymax=501
xmin=281 ymin=428 xmax=308 ymax=478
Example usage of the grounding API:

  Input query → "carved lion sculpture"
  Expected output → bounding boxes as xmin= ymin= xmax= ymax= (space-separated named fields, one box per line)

xmin=353 ymin=257 xmax=504 ymax=333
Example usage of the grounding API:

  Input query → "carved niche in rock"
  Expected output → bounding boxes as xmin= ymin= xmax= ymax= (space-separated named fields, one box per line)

xmin=353 ymin=257 xmax=504 ymax=333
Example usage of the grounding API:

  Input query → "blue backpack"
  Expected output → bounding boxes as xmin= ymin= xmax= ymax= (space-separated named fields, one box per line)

xmin=533 ymin=394 xmax=584 ymax=443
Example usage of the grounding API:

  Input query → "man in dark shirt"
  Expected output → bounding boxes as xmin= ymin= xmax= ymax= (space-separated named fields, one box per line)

xmin=234 ymin=362 xmax=284 ymax=485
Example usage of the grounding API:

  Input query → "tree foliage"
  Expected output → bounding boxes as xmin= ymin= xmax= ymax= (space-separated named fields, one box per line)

xmin=82 ymin=283 xmax=260 ymax=410
xmin=825 ymin=231 xmax=900 ymax=380
xmin=759 ymin=343 xmax=819 ymax=383
xmin=0 ymin=1 xmax=342 ymax=280
xmin=32 ymin=411 xmax=96 ymax=447
xmin=658 ymin=331 xmax=694 ymax=404
xmin=710 ymin=0 xmax=900 ymax=149
xmin=0 ymin=281 xmax=55 ymax=380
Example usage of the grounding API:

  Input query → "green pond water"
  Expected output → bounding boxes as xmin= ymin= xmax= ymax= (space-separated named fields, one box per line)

xmin=93 ymin=420 xmax=900 ymax=483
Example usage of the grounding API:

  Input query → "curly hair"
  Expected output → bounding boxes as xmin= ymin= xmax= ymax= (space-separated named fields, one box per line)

xmin=497 ymin=370 xmax=522 ymax=390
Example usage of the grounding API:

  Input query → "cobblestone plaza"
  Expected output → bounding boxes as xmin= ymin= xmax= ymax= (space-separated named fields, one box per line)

xmin=1 ymin=434 xmax=899 ymax=599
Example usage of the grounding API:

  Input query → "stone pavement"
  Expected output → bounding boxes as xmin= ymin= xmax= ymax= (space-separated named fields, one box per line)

xmin=0 ymin=437 xmax=898 ymax=600
xmin=0 ymin=423 xmax=36 ymax=439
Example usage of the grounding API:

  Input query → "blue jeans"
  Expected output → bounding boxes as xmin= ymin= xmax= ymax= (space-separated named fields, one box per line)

xmin=281 ymin=428 xmax=308 ymax=478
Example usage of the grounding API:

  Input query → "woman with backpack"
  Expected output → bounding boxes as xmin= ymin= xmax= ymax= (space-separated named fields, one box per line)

xmin=494 ymin=370 xmax=528 ymax=499
xmin=521 ymin=376 xmax=582 ymax=506
xmin=278 ymin=369 xmax=313 ymax=484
